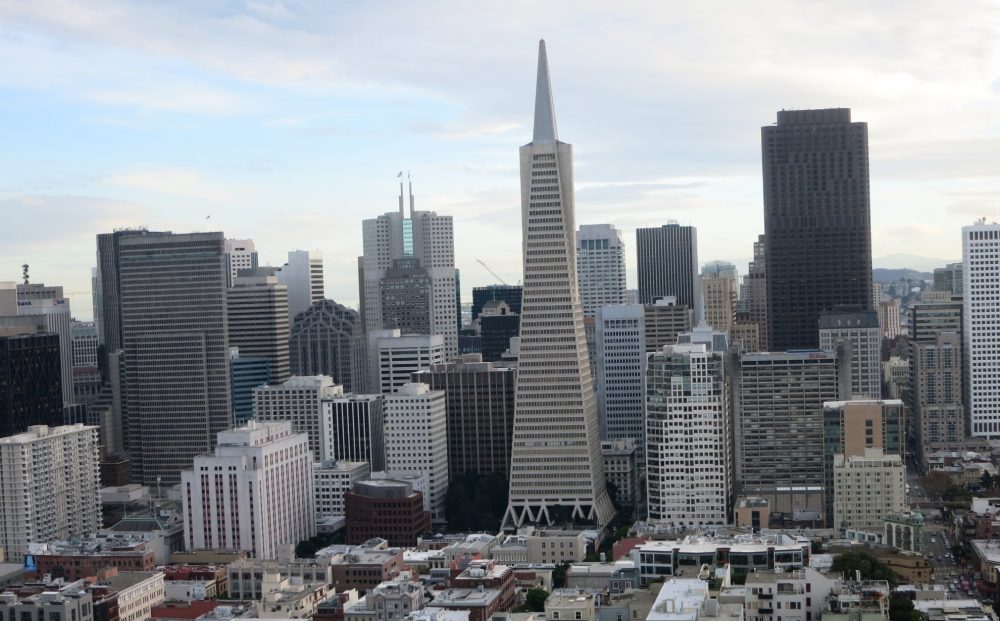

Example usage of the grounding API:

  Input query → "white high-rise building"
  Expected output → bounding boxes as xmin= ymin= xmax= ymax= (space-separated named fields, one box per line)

xmin=595 ymin=305 xmax=646 ymax=460
xmin=276 ymin=250 xmax=324 ymax=324
xmin=963 ymin=220 xmax=1000 ymax=438
xmin=503 ymin=41 xmax=614 ymax=529
xmin=646 ymin=325 xmax=730 ymax=528
xmin=0 ymin=424 xmax=101 ymax=562
xmin=878 ymin=299 xmax=901 ymax=339
xmin=375 ymin=333 xmax=445 ymax=393
xmin=224 ymin=239 xmax=258 ymax=288
xmin=71 ymin=321 xmax=99 ymax=369
xmin=577 ymin=224 xmax=626 ymax=318
xmin=16 ymin=284 xmax=74 ymax=406
xmin=252 ymin=376 xmax=342 ymax=460
xmin=324 ymin=393 xmax=385 ymax=470
xmin=832 ymin=447 xmax=905 ymax=531
xmin=181 ymin=420 xmax=315 ymax=559
xmin=361 ymin=183 xmax=458 ymax=359
xmin=314 ymin=460 xmax=371 ymax=518
xmin=818 ymin=307 xmax=882 ymax=399
xmin=383 ymin=382 xmax=449 ymax=521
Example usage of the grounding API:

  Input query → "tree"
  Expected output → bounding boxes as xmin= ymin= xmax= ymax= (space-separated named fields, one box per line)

xmin=921 ymin=471 xmax=953 ymax=500
xmin=889 ymin=594 xmax=922 ymax=621
xmin=830 ymin=551 xmax=899 ymax=587
xmin=552 ymin=562 xmax=570 ymax=588
xmin=525 ymin=589 xmax=549 ymax=612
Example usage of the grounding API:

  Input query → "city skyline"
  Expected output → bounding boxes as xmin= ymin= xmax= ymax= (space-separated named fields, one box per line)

xmin=2 ymin=2 xmax=995 ymax=319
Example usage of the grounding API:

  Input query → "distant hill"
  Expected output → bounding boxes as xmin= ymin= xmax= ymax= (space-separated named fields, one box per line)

xmin=873 ymin=254 xmax=957 ymax=272
xmin=873 ymin=267 xmax=932 ymax=283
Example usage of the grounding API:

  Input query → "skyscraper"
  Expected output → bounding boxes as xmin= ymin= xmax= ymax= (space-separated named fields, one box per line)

xmin=576 ymin=224 xmax=626 ymax=318
xmin=503 ymin=41 xmax=614 ymax=529
xmin=744 ymin=234 xmax=769 ymax=350
xmin=95 ymin=228 xmax=165 ymax=357
xmin=962 ymin=220 xmax=1000 ymax=438
xmin=762 ymin=108 xmax=873 ymax=351
xmin=471 ymin=285 xmax=522 ymax=321
xmin=595 ymin=305 xmax=646 ymax=458
xmin=818 ymin=306 xmax=882 ymax=399
xmin=646 ymin=325 xmax=731 ymax=528
xmin=289 ymin=299 xmax=365 ymax=393
xmin=636 ymin=223 xmax=699 ymax=311
xmin=276 ymin=250 xmax=324 ymax=324
xmin=701 ymin=261 xmax=738 ymax=334
xmin=15 ymin=284 xmax=74 ymax=406
xmin=226 ymin=272 xmax=290 ymax=384
xmin=0 ymin=333 xmax=63 ymax=438
xmin=223 ymin=239 xmax=258 ymax=288
xmin=118 ymin=231 xmax=231 ymax=485
xmin=643 ymin=297 xmax=692 ymax=352
xmin=361 ymin=183 xmax=458 ymax=358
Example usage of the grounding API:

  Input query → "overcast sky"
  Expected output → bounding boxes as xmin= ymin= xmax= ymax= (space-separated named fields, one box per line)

xmin=2 ymin=1 xmax=998 ymax=320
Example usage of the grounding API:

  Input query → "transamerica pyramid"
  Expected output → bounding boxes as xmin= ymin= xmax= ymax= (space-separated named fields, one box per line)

xmin=502 ymin=40 xmax=616 ymax=530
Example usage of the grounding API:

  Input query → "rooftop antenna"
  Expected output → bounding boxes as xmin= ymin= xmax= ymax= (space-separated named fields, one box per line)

xmin=397 ymin=171 xmax=404 ymax=217
xmin=21 ymin=263 xmax=29 ymax=285
xmin=408 ymin=171 xmax=415 ymax=217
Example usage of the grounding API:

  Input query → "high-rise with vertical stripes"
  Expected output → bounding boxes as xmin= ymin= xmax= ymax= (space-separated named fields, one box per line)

xmin=963 ymin=219 xmax=1000 ymax=438
xmin=503 ymin=41 xmax=614 ymax=529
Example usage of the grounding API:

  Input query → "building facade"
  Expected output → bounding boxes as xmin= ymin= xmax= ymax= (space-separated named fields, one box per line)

xmin=912 ymin=332 xmax=964 ymax=463
xmin=636 ymin=223 xmax=699 ymax=312
xmin=276 ymin=250 xmax=325 ymax=325
xmin=412 ymin=355 xmax=515 ymax=477
xmin=643 ymin=298 xmax=692 ymax=353
xmin=344 ymin=479 xmax=430 ymax=547
xmin=15 ymin=285 xmax=74 ymax=406
xmin=0 ymin=424 xmax=101 ymax=562
xmin=290 ymin=299 xmax=365 ymax=393
xmin=324 ymin=393 xmax=385 ymax=471
xmin=646 ymin=327 xmax=731 ymax=528
xmin=224 ymin=239 xmax=258 ymax=288
xmin=701 ymin=261 xmax=738 ymax=335
xmin=472 ymin=285 xmax=522 ymax=321
xmin=229 ymin=349 xmax=270 ymax=426
xmin=0 ymin=333 xmax=64 ymax=438
xmin=962 ymin=220 xmax=1000 ymax=438
xmin=118 ymin=231 xmax=231 ymax=486
xmin=252 ymin=376 xmax=342 ymax=460
xmin=375 ymin=333 xmax=445 ymax=394
xmin=576 ymin=224 xmax=627 ymax=318
xmin=763 ymin=108 xmax=873 ymax=351
xmin=181 ymin=421 xmax=315 ymax=559
xmin=383 ymin=383 xmax=449 ymax=521
xmin=818 ymin=306 xmax=882 ymax=399
xmin=226 ymin=273 xmax=290 ymax=384
xmin=502 ymin=41 xmax=614 ymax=529
xmin=314 ymin=460 xmax=371 ymax=518
xmin=833 ymin=448 xmax=906 ymax=531
xmin=595 ymin=304 xmax=646 ymax=458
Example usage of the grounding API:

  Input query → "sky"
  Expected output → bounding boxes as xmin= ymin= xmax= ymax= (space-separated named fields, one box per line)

xmin=2 ymin=1 xmax=1000 ymax=320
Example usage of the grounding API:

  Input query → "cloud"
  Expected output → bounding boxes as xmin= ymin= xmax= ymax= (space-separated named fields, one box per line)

xmin=416 ymin=121 xmax=522 ymax=141
xmin=107 ymin=168 xmax=235 ymax=200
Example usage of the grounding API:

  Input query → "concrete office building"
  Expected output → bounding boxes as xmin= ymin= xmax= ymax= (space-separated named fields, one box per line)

xmin=763 ymin=109 xmax=873 ymax=351
xmin=736 ymin=350 xmax=847 ymax=520
xmin=290 ymin=299 xmax=365 ymax=393
xmin=912 ymin=332 xmax=964 ymax=463
xmin=15 ymin=284 xmax=74 ymax=406
xmin=472 ymin=285 xmax=522 ymax=321
xmin=503 ymin=41 xmax=614 ymax=529
xmin=224 ymin=239 xmax=258 ymax=288
xmin=378 ymin=258 xmax=432 ymax=335
xmin=118 ymin=231 xmax=231 ymax=486
xmin=227 ymin=273 xmax=290 ymax=383
xmin=181 ymin=421 xmax=315 ymax=559
xmin=822 ymin=399 xmax=905 ymax=527
xmin=345 ymin=479 xmax=430 ymax=547
xmin=701 ymin=261 xmax=738 ymax=335
xmin=324 ymin=393 xmax=385 ymax=471
xmin=0 ymin=333 xmax=64 ymax=438
xmin=818 ymin=306 xmax=882 ymax=399
xmin=71 ymin=321 xmax=100 ymax=383
xmin=646 ymin=325 xmax=731 ymax=528
xmin=375 ymin=333 xmax=445 ymax=394
xmin=478 ymin=301 xmax=520 ymax=363
xmin=229 ymin=349 xmax=269 ymax=426
xmin=0 ymin=424 xmax=101 ymax=562
xmin=963 ymin=220 xmax=1000 ymax=438
xmin=413 ymin=354 xmax=515 ymax=477
xmin=933 ymin=263 xmax=963 ymax=296
xmin=643 ymin=297 xmax=692 ymax=353
xmin=576 ymin=224 xmax=627 ymax=318
xmin=833 ymin=448 xmax=906 ymax=531
xmin=314 ymin=460 xmax=371 ymax=518
xmin=253 ymin=376 xmax=341 ymax=460
xmin=383 ymin=383 xmax=449 ymax=521
xmin=595 ymin=304 xmax=646 ymax=459
xmin=910 ymin=300 xmax=962 ymax=342
xmin=276 ymin=250 xmax=324 ymax=325
xmin=361 ymin=183 xmax=458 ymax=358
xmin=878 ymin=300 xmax=902 ymax=340
xmin=744 ymin=235 xmax=769 ymax=350
xmin=601 ymin=439 xmax=639 ymax=509
xmin=636 ymin=223 xmax=699 ymax=312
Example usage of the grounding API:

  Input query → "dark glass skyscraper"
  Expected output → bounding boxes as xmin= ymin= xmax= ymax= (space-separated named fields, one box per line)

xmin=0 ymin=333 xmax=63 ymax=437
xmin=762 ymin=108 xmax=873 ymax=351
xmin=636 ymin=223 xmax=698 ymax=309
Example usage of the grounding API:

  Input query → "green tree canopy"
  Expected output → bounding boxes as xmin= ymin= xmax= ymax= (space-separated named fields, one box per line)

xmin=830 ymin=551 xmax=899 ymax=587
xmin=525 ymin=588 xmax=549 ymax=612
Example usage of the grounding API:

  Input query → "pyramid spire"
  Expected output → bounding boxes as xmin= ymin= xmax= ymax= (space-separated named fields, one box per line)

xmin=532 ymin=39 xmax=558 ymax=144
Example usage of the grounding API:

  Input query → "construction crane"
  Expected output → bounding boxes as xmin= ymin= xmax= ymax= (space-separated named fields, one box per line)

xmin=476 ymin=259 xmax=508 ymax=285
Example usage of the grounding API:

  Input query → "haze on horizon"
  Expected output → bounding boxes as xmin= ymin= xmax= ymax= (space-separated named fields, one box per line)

xmin=1 ymin=1 xmax=998 ymax=320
